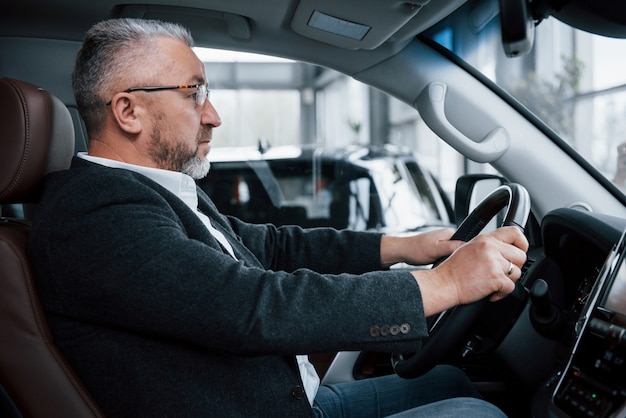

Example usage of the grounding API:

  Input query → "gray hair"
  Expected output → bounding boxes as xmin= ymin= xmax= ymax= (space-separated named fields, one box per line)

xmin=72 ymin=18 xmax=194 ymax=135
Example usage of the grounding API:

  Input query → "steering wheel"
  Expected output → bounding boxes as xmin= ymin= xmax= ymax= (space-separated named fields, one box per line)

xmin=393 ymin=183 xmax=531 ymax=379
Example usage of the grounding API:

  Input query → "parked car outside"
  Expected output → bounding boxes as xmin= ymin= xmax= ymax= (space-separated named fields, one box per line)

xmin=198 ymin=144 xmax=454 ymax=233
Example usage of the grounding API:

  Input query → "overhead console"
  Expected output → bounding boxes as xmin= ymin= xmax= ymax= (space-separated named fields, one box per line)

xmin=289 ymin=0 xmax=465 ymax=50
xmin=550 ymin=228 xmax=626 ymax=418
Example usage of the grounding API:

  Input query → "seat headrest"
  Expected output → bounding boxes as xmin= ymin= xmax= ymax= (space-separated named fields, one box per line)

xmin=0 ymin=78 xmax=74 ymax=204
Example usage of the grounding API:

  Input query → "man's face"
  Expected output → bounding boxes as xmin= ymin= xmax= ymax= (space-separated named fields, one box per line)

xmin=147 ymin=112 xmax=213 ymax=179
xmin=144 ymin=37 xmax=221 ymax=178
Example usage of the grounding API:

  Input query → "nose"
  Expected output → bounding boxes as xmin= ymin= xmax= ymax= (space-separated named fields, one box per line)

xmin=201 ymin=99 xmax=222 ymax=128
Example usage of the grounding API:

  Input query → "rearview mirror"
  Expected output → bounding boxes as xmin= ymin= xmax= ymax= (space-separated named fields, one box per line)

xmin=499 ymin=0 xmax=535 ymax=57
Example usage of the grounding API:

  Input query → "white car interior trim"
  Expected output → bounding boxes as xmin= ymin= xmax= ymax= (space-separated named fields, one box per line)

xmin=416 ymin=81 xmax=510 ymax=163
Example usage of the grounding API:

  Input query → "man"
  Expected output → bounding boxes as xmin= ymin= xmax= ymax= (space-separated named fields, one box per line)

xmin=28 ymin=18 xmax=528 ymax=417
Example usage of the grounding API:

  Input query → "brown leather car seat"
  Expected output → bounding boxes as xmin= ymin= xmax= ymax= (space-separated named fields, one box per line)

xmin=0 ymin=77 xmax=105 ymax=417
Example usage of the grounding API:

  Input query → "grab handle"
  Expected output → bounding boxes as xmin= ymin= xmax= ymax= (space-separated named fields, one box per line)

xmin=415 ymin=81 xmax=510 ymax=163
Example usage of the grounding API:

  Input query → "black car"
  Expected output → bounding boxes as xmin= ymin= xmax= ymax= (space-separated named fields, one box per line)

xmin=198 ymin=144 xmax=454 ymax=232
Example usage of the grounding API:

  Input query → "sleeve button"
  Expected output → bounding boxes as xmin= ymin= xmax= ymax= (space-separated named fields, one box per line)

xmin=380 ymin=325 xmax=390 ymax=336
xmin=400 ymin=323 xmax=411 ymax=334
xmin=369 ymin=325 xmax=381 ymax=337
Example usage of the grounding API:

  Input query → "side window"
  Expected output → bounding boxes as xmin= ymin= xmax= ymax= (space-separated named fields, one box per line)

xmin=198 ymin=164 xmax=279 ymax=224
xmin=271 ymin=162 xmax=356 ymax=229
xmin=346 ymin=177 xmax=375 ymax=230
xmin=404 ymin=161 xmax=444 ymax=221
xmin=367 ymin=160 xmax=439 ymax=230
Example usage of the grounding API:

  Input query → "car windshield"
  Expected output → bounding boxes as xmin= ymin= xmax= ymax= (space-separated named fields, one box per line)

xmin=422 ymin=2 xmax=626 ymax=197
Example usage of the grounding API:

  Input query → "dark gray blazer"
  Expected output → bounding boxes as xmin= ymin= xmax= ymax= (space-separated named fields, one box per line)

xmin=28 ymin=157 xmax=427 ymax=417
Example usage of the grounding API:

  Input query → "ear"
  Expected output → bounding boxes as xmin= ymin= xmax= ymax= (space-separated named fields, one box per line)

xmin=110 ymin=93 xmax=143 ymax=135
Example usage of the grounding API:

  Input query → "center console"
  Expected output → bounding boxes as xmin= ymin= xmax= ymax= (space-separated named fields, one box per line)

xmin=550 ymin=228 xmax=626 ymax=418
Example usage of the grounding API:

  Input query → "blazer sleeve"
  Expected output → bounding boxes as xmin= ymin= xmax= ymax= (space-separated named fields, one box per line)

xmin=225 ymin=215 xmax=384 ymax=275
xmin=30 ymin=165 xmax=429 ymax=357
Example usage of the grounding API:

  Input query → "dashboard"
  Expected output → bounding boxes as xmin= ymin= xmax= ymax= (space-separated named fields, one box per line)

xmin=548 ymin=218 xmax=626 ymax=417
xmin=320 ymin=207 xmax=626 ymax=418
xmin=520 ymin=208 xmax=626 ymax=418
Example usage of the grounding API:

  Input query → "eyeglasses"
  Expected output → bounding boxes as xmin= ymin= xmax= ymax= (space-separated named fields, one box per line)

xmin=106 ymin=83 xmax=210 ymax=106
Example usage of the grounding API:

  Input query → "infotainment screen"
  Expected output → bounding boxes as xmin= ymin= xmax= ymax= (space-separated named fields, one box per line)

xmin=602 ymin=242 xmax=626 ymax=318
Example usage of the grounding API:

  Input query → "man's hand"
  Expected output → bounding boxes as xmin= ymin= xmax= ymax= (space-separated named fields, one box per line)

xmin=380 ymin=228 xmax=463 ymax=268
xmin=412 ymin=226 xmax=528 ymax=317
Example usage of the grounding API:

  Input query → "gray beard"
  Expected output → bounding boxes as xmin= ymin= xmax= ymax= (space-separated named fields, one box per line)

xmin=181 ymin=155 xmax=211 ymax=179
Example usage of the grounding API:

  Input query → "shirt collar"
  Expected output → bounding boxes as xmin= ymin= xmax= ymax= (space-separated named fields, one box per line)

xmin=77 ymin=152 xmax=198 ymax=209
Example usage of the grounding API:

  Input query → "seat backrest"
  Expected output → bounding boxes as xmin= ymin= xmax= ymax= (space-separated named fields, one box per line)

xmin=0 ymin=77 xmax=105 ymax=417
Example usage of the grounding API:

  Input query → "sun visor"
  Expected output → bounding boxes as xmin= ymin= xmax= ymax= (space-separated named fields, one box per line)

xmin=116 ymin=4 xmax=251 ymax=40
